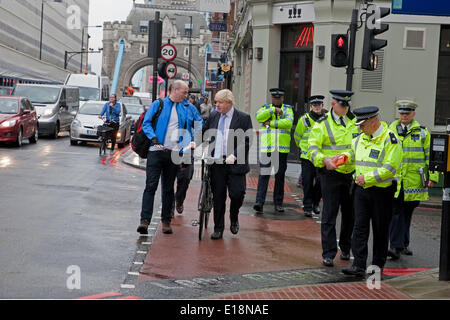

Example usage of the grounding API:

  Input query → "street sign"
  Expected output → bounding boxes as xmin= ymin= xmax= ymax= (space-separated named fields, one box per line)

xmin=165 ymin=62 xmax=177 ymax=79
xmin=182 ymin=73 xmax=190 ymax=81
xmin=160 ymin=43 xmax=177 ymax=61
xmin=221 ymin=63 xmax=231 ymax=72
xmin=209 ymin=22 xmax=227 ymax=32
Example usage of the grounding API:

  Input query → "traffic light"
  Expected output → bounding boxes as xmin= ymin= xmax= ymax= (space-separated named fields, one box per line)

xmin=361 ymin=6 xmax=390 ymax=70
xmin=158 ymin=62 xmax=168 ymax=79
xmin=331 ymin=34 xmax=348 ymax=67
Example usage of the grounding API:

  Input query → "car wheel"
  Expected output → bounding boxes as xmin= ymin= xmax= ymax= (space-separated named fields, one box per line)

xmin=52 ymin=123 xmax=60 ymax=139
xmin=29 ymin=127 xmax=38 ymax=144
xmin=70 ymin=139 xmax=78 ymax=146
xmin=15 ymin=127 xmax=23 ymax=147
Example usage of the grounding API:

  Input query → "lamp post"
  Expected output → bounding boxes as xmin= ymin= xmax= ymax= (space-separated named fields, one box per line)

xmin=80 ymin=25 xmax=102 ymax=72
xmin=65 ymin=48 xmax=103 ymax=70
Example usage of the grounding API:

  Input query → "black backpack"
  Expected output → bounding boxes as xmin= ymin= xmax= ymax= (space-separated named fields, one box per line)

xmin=131 ymin=98 xmax=164 ymax=158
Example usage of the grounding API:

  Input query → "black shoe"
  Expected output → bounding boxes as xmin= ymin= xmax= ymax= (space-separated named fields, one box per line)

xmin=340 ymin=252 xmax=351 ymax=261
xmin=253 ymin=203 xmax=264 ymax=213
xmin=230 ymin=222 xmax=239 ymax=235
xmin=342 ymin=265 xmax=366 ymax=277
xmin=211 ymin=231 xmax=223 ymax=240
xmin=322 ymin=258 xmax=334 ymax=267
xmin=313 ymin=205 xmax=321 ymax=214
xmin=137 ymin=219 xmax=150 ymax=234
xmin=387 ymin=248 xmax=401 ymax=260
xmin=402 ymin=247 xmax=413 ymax=256
xmin=275 ymin=205 xmax=285 ymax=213
xmin=304 ymin=211 xmax=313 ymax=218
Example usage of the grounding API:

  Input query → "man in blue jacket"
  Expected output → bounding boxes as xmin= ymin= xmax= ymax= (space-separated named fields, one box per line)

xmin=137 ymin=80 xmax=192 ymax=235
xmin=172 ymin=99 xmax=203 ymax=217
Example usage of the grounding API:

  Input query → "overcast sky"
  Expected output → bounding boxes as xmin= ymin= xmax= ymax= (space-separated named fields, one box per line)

xmin=88 ymin=0 xmax=144 ymax=75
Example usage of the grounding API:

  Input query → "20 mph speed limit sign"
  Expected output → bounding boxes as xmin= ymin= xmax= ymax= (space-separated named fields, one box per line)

xmin=165 ymin=62 xmax=177 ymax=79
xmin=160 ymin=43 xmax=177 ymax=61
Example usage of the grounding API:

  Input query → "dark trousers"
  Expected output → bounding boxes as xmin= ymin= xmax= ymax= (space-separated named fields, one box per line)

xmin=256 ymin=152 xmax=288 ymax=206
xmin=140 ymin=150 xmax=178 ymax=223
xmin=389 ymin=187 xmax=419 ymax=250
xmin=352 ymin=185 xmax=395 ymax=269
xmin=108 ymin=121 xmax=119 ymax=151
xmin=319 ymin=170 xmax=354 ymax=259
xmin=210 ymin=163 xmax=246 ymax=232
xmin=172 ymin=163 xmax=194 ymax=211
xmin=301 ymin=158 xmax=322 ymax=211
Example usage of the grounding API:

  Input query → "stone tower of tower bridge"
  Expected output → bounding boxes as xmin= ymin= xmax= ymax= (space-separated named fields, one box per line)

xmin=102 ymin=5 xmax=211 ymax=96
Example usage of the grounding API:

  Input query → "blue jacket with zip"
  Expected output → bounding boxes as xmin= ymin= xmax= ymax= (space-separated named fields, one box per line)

xmin=142 ymin=97 xmax=202 ymax=152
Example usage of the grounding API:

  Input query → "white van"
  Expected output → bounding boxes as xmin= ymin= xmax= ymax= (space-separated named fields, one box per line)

xmin=13 ymin=84 xmax=79 ymax=138
xmin=64 ymin=73 xmax=110 ymax=106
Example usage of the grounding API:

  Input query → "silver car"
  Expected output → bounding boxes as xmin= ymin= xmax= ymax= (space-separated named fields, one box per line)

xmin=123 ymin=103 xmax=146 ymax=133
xmin=70 ymin=100 xmax=132 ymax=148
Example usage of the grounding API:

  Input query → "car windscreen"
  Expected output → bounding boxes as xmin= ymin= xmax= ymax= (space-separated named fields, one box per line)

xmin=78 ymin=103 xmax=103 ymax=115
xmin=79 ymin=87 xmax=100 ymax=101
xmin=0 ymin=98 xmax=18 ymax=114
xmin=13 ymin=86 xmax=60 ymax=104
xmin=140 ymin=98 xmax=152 ymax=106
xmin=126 ymin=104 xmax=144 ymax=115
xmin=121 ymin=97 xmax=141 ymax=104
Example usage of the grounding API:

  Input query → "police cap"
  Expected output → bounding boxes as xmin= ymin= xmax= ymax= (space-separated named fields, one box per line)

xmin=396 ymin=99 xmax=418 ymax=114
xmin=353 ymin=106 xmax=380 ymax=126
xmin=330 ymin=90 xmax=354 ymax=107
xmin=270 ymin=88 xmax=285 ymax=98
xmin=309 ymin=95 xmax=325 ymax=105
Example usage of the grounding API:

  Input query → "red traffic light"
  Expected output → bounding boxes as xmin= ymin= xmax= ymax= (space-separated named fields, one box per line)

xmin=337 ymin=37 xmax=345 ymax=47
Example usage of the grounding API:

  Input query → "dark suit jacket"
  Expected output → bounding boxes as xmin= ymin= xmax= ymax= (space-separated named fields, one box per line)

xmin=202 ymin=108 xmax=253 ymax=175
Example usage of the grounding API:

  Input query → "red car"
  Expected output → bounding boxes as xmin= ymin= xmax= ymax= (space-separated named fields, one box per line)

xmin=0 ymin=96 xmax=38 ymax=147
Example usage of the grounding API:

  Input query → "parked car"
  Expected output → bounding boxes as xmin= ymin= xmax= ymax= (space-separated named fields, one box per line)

xmin=0 ymin=96 xmax=38 ymax=147
xmin=13 ymin=84 xmax=79 ymax=138
xmin=70 ymin=100 xmax=132 ymax=148
xmin=123 ymin=103 xmax=145 ymax=133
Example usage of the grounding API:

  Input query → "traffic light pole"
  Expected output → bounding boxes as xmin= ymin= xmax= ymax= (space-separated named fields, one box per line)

xmin=346 ymin=9 xmax=358 ymax=91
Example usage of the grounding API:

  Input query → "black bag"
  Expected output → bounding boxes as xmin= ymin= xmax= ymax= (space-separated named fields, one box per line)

xmin=131 ymin=98 xmax=164 ymax=158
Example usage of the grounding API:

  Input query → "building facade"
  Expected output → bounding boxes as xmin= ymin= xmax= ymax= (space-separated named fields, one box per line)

xmin=230 ymin=0 xmax=450 ymax=161
xmin=0 ymin=0 xmax=89 ymax=85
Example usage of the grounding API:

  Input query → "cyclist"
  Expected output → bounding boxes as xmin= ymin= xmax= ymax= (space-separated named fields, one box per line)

xmin=98 ymin=94 xmax=121 ymax=152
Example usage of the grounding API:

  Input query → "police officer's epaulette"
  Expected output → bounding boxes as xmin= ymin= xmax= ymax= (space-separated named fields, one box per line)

xmin=347 ymin=111 xmax=356 ymax=120
xmin=389 ymin=132 xmax=398 ymax=144
xmin=284 ymin=104 xmax=293 ymax=109
xmin=316 ymin=115 xmax=327 ymax=123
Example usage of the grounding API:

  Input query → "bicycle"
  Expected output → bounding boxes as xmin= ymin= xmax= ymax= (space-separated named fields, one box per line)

xmin=196 ymin=156 xmax=214 ymax=240
xmin=97 ymin=120 xmax=116 ymax=156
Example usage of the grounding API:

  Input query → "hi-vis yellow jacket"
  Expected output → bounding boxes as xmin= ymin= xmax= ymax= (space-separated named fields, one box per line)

xmin=294 ymin=112 xmax=325 ymax=160
xmin=389 ymin=119 xmax=439 ymax=201
xmin=256 ymin=104 xmax=294 ymax=153
xmin=344 ymin=125 xmax=403 ymax=189
xmin=307 ymin=111 xmax=359 ymax=174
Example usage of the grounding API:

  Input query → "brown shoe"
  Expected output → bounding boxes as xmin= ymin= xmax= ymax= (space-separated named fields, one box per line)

xmin=137 ymin=219 xmax=150 ymax=234
xmin=176 ymin=202 xmax=184 ymax=214
xmin=162 ymin=221 xmax=173 ymax=234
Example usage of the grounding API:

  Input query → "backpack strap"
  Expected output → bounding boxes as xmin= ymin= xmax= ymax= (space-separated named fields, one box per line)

xmin=151 ymin=98 xmax=164 ymax=129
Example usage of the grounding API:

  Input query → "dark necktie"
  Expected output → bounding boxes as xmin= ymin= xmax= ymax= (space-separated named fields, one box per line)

xmin=339 ymin=116 xmax=346 ymax=127
xmin=403 ymin=126 xmax=408 ymax=136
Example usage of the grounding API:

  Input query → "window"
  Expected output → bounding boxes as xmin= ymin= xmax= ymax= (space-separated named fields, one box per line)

xmin=403 ymin=27 xmax=426 ymax=50
xmin=434 ymin=26 xmax=450 ymax=125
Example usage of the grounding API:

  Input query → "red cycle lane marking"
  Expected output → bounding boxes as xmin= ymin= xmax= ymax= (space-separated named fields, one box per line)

xmin=75 ymin=291 xmax=123 ymax=300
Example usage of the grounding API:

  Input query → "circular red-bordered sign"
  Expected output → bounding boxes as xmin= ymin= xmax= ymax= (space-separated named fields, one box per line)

xmin=160 ymin=43 xmax=177 ymax=61
xmin=165 ymin=62 xmax=177 ymax=79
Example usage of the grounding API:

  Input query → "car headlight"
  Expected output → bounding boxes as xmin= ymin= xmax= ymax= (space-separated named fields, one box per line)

xmin=0 ymin=120 xmax=16 ymax=128
xmin=71 ymin=119 xmax=81 ymax=127
xmin=43 ymin=109 xmax=54 ymax=117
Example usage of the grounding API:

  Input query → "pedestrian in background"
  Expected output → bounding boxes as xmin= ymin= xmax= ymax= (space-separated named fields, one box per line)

xmin=253 ymin=88 xmax=294 ymax=213
xmin=307 ymin=90 xmax=358 ymax=267
xmin=202 ymin=89 xmax=253 ymax=239
xmin=387 ymin=100 xmax=439 ymax=259
xmin=341 ymin=106 xmax=402 ymax=276
xmin=294 ymin=95 xmax=327 ymax=217
xmin=200 ymin=95 xmax=212 ymax=121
